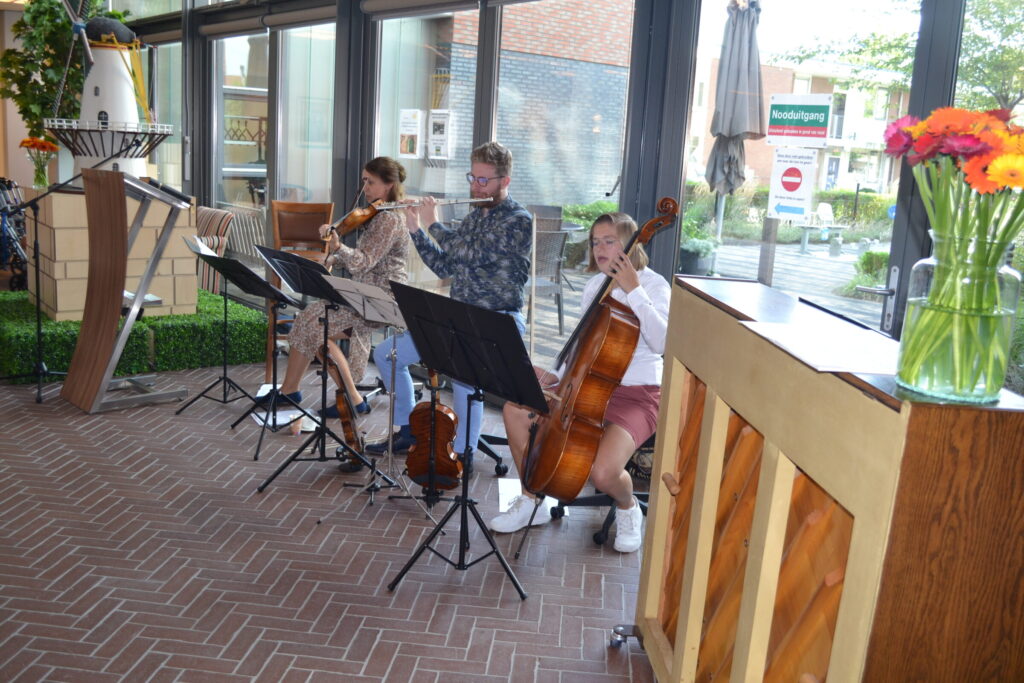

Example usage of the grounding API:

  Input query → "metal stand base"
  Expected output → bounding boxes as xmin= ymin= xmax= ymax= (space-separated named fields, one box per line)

xmin=609 ymin=623 xmax=641 ymax=648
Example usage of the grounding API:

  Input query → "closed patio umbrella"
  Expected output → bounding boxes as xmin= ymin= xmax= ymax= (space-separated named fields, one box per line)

xmin=705 ymin=0 xmax=766 ymax=253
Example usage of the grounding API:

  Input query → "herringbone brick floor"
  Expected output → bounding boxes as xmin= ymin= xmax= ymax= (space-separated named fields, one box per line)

xmin=0 ymin=363 xmax=654 ymax=682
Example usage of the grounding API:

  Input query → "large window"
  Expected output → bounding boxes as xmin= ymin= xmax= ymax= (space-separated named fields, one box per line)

xmin=682 ymin=0 xmax=921 ymax=331
xmin=375 ymin=10 xmax=480 ymax=292
xmin=376 ymin=11 xmax=478 ymax=198
xmin=495 ymin=0 xmax=634 ymax=209
xmin=213 ymin=32 xmax=269 ymax=209
xmin=147 ymin=42 xmax=183 ymax=189
xmin=277 ymin=23 xmax=336 ymax=203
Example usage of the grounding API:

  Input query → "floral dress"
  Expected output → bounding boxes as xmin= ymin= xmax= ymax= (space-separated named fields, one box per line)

xmin=287 ymin=209 xmax=409 ymax=382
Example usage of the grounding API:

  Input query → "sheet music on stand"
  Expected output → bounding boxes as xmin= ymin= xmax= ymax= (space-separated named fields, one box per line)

xmin=323 ymin=275 xmax=404 ymax=328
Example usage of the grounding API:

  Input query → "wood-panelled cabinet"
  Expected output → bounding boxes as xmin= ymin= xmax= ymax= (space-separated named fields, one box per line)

xmin=635 ymin=277 xmax=1024 ymax=681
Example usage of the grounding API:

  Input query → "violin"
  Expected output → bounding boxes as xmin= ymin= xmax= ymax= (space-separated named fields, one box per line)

xmin=405 ymin=371 xmax=461 ymax=490
xmin=522 ymin=197 xmax=679 ymax=503
xmin=321 ymin=197 xmax=489 ymax=257
xmin=324 ymin=355 xmax=364 ymax=453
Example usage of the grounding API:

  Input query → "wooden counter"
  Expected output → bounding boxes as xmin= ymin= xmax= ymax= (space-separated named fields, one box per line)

xmin=635 ymin=276 xmax=1024 ymax=681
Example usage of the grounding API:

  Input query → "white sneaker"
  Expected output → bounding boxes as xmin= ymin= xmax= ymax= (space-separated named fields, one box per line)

xmin=488 ymin=495 xmax=552 ymax=533
xmin=613 ymin=496 xmax=644 ymax=552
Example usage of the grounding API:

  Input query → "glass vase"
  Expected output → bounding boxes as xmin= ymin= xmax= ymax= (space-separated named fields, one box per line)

xmin=31 ymin=156 xmax=50 ymax=190
xmin=895 ymin=232 xmax=1021 ymax=403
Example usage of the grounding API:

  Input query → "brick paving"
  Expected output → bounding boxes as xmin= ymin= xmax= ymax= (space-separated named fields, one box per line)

xmin=0 ymin=351 xmax=653 ymax=682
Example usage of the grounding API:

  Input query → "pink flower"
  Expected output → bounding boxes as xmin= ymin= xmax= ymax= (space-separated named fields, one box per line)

xmin=884 ymin=115 xmax=919 ymax=156
xmin=938 ymin=134 xmax=991 ymax=160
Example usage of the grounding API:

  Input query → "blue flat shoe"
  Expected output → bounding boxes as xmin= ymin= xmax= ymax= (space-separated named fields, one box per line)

xmin=319 ymin=400 xmax=369 ymax=419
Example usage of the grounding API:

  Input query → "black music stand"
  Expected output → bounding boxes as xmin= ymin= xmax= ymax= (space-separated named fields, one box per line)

xmin=230 ymin=245 xmax=329 ymax=450
xmin=176 ymin=238 xmax=273 ymax=413
xmin=185 ymin=242 xmax=309 ymax=457
xmin=385 ymin=282 xmax=547 ymax=600
xmin=252 ymin=246 xmax=396 ymax=493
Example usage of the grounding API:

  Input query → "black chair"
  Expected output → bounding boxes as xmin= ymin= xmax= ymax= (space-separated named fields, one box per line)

xmin=527 ymin=230 xmax=568 ymax=335
xmin=551 ymin=433 xmax=655 ymax=545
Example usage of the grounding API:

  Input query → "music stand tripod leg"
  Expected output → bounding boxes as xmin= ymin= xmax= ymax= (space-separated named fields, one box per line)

xmin=176 ymin=281 xmax=257 ymax=415
xmin=387 ymin=389 xmax=527 ymax=600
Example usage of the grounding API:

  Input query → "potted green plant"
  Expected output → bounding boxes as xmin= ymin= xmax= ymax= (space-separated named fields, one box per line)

xmin=677 ymin=214 xmax=718 ymax=275
xmin=0 ymin=0 xmax=126 ymax=138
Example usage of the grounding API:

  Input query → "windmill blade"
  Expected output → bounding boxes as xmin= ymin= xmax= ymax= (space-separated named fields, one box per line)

xmin=58 ymin=0 xmax=93 ymax=64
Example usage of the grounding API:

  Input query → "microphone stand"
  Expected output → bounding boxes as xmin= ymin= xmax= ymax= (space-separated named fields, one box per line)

xmin=0 ymin=143 xmax=142 ymax=402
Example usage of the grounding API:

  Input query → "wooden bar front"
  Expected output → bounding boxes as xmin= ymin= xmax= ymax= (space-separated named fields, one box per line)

xmin=635 ymin=276 xmax=1024 ymax=682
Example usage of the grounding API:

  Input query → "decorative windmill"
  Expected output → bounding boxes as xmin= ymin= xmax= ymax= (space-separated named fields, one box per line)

xmin=44 ymin=6 xmax=172 ymax=179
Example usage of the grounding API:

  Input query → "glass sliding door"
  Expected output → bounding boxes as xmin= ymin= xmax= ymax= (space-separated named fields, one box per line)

xmin=277 ymin=23 xmax=336 ymax=203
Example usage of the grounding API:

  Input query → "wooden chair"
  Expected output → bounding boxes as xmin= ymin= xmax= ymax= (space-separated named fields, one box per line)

xmin=265 ymin=200 xmax=334 ymax=380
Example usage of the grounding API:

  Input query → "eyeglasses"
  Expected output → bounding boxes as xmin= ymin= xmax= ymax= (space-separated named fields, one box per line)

xmin=465 ymin=172 xmax=505 ymax=186
xmin=590 ymin=237 xmax=622 ymax=248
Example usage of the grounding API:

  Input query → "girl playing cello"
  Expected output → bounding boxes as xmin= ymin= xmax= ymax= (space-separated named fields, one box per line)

xmin=489 ymin=212 xmax=671 ymax=553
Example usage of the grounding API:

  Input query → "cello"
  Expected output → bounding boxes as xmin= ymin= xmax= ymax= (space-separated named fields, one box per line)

xmin=522 ymin=197 xmax=679 ymax=502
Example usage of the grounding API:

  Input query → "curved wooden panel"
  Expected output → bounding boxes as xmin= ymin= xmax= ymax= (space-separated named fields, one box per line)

xmin=695 ymin=423 xmax=764 ymax=681
xmin=658 ymin=374 xmax=706 ymax=644
xmin=765 ymin=473 xmax=853 ymax=681
xmin=60 ymin=170 xmax=129 ymax=412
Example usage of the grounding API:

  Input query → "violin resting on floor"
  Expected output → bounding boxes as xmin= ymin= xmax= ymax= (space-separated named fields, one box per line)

xmin=324 ymin=356 xmax=364 ymax=453
xmin=405 ymin=371 xmax=461 ymax=490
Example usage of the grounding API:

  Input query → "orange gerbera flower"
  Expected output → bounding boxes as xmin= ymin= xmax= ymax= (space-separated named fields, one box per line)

xmin=986 ymin=154 xmax=1024 ymax=190
xmin=926 ymin=107 xmax=976 ymax=136
xmin=963 ymin=154 xmax=1001 ymax=194
xmin=995 ymin=130 xmax=1024 ymax=155
xmin=975 ymin=129 xmax=1008 ymax=156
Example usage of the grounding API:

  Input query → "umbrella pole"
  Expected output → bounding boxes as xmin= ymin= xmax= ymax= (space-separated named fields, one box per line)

xmin=712 ymin=193 xmax=726 ymax=273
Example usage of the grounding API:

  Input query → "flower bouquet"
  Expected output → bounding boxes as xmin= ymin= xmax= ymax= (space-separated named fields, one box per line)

xmin=884 ymin=107 xmax=1024 ymax=402
xmin=19 ymin=136 xmax=58 ymax=190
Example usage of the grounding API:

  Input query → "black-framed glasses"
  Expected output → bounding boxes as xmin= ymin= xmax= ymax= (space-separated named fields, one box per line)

xmin=465 ymin=172 xmax=505 ymax=186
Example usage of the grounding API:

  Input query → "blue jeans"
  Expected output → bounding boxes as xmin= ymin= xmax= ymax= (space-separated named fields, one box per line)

xmin=373 ymin=310 xmax=526 ymax=454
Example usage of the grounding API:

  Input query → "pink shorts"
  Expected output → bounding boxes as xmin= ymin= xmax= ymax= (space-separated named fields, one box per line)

xmin=604 ymin=384 xmax=661 ymax=449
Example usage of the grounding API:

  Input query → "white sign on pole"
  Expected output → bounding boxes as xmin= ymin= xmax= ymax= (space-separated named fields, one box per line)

xmin=767 ymin=147 xmax=817 ymax=221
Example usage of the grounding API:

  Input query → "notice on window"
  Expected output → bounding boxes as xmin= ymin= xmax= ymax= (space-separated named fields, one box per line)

xmin=767 ymin=147 xmax=817 ymax=221
xmin=428 ymin=110 xmax=452 ymax=161
xmin=398 ymin=109 xmax=423 ymax=159
xmin=766 ymin=94 xmax=832 ymax=148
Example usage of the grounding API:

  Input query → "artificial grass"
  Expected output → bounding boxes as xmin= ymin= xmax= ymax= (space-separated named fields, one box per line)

xmin=0 ymin=289 xmax=266 ymax=382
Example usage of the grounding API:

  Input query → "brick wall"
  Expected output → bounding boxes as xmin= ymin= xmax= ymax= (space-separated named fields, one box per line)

xmin=449 ymin=47 xmax=628 ymax=206
xmin=454 ymin=0 xmax=632 ymax=66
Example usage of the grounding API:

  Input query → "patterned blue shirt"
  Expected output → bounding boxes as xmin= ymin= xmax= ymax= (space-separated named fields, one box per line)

xmin=411 ymin=196 xmax=533 ymax=312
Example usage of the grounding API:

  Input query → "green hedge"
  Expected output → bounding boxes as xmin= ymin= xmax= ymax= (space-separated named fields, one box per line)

xmin=0 ymin=289 xmax=266 ymax=382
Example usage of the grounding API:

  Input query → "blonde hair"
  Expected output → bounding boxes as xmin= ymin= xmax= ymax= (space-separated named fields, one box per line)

xmin=585 ymin=212 xmax=649 ymax=272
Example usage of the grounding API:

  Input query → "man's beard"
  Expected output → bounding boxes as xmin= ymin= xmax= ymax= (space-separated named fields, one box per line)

xmin=472 ymin=187 xmax=503 ymax=208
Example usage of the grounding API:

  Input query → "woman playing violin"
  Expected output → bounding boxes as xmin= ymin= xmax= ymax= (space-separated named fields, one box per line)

xmin=260 ymin=157 xmax=410 ymax=426
xmin=489 ymin=212 xmax=671 ymax=553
